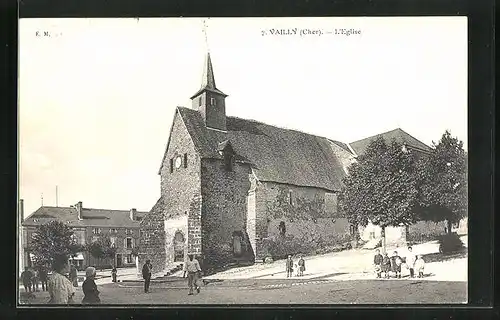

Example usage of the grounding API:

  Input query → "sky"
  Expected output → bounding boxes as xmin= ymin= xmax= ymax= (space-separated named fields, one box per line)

xmin=18 ymin=17 xmax=468 ymax=218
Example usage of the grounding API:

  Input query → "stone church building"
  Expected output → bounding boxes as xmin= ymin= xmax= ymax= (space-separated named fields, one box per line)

xmin=138 ymin=53 xmax=446 ymax=274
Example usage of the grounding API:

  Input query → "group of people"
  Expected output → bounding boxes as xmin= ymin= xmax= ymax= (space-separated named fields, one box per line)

xmin=21 ymin=256 xmax=101 ymax=305
xmin=286 ymin=254 xmax=306 ymax=277
xmin=21 ymin=266 xmax=49 ymax=293
xmin=141 ymin=254 xmax=202 ymax=296
xmin=373 ymin=246 xmax=426 ymax=279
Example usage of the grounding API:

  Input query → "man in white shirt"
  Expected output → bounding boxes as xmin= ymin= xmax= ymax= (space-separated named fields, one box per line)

xmin=47 ymin=256 xmax=75 ymax=304
xmin=183 ymin=254 xmax=202 ymax=295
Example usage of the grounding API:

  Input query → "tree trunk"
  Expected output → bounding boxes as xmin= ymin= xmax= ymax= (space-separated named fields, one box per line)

xmin=381 ymin=226 xmax=387 ymax=254
xmin=447 ymin=219 xmax=452 ymax=234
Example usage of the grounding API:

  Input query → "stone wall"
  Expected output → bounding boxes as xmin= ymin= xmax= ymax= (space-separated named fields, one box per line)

xmin=359 ymin=222 xmax=407 ymax=245
xmin=359 ymin=220 xmax=448 ymax=245
xmin=254 ymin=182 xmax=348 ymax=260
xmin=140 ymin=111 xmax=201 ymax=274
xmin=200 ymin=158 xmax=253 ymax=271
xmin=138 ymin=198 xmax=166 ymax=275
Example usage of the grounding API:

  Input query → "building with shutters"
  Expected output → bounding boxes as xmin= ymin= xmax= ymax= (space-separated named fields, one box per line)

xmin=138 ymin=52 xmax=448 ymax=275
xmin=21 ymin=201 xmax=147 ymax=270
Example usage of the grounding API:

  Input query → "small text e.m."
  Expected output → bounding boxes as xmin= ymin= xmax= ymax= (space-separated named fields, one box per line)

xmin=36 ymin=31 xmax=51 ymax=37
xmin=35 ymin=31 xmax=62 ymax=38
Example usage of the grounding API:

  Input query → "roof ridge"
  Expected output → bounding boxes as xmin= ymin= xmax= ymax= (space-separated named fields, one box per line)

xmin=83 ymin=207 xmax=148 ymax=213
xmin=227 ymin=115 xmax=343 ymax=143
xmin=349 ymin=128 xmax=402 ymax=144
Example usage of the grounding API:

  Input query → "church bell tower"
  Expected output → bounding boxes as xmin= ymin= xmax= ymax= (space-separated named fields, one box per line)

xmin=190 ymin=53 xmax=228 ymax=131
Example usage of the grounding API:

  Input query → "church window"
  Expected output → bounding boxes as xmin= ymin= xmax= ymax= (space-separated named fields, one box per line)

xmin=349 ymin=224 xmax=357 ymax=235
xmin=288 ymin=191 xmax=293 ymax=205
xmin=211 ymin=98 xmax=216 ymax=106
xmin=199 ymin=97 xmax=202 ymax=107
xmin=169 ymin=159 xmax=174 ymax=173
xmin=184 ymin=153 xmax=188 ymax=168
xmin=278 ymin=221 xmax=286 ymax=236
xmin=224 ymin=152 xmax=235 ymax=171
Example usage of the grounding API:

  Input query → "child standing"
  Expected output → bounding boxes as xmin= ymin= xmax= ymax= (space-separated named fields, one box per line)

xmin=286 ymin=255 xmax=294 ymax=278
xmin=82 ymin=267 xmax=100 ymax=304
xmin=390 ymin=251 xmax=403 ymax=279
xmin=414 ymin=255 xmax=425 ymax=278
xmin=111 ymin=267 xmax=117 ymax=283
xmin=382 ymin=252 xmax=391 ymax=279
xmin=298 ymin=255 xmax=306 ymax=277
xmin=405 ymin=246 xmax=417 ymax=278
xmin=373 ymin=249 xmax=383 ymax=278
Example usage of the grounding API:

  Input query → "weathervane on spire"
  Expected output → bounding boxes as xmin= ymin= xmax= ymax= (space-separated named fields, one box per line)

xmin=202 ymin=18 xmax=210 ymax=53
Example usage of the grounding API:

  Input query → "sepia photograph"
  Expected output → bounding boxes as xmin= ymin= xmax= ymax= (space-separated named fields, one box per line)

xmin=18 ymin=17 xmax=468 ymax=305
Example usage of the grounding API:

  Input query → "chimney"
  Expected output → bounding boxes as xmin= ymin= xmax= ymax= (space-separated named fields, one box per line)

xmin=75 ymin=201 xmax=83 ymax=220
xmin=130 ymin=208 xmax=137 ymax=221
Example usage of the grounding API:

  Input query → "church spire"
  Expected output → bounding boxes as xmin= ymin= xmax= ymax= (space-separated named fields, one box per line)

xmin=191 ymin=53 xmax=227 ymax=99
xmin=190 ymin=52 xmax=228 ymax=131
xmin=201 ymin=53 xmax=217 ymax=90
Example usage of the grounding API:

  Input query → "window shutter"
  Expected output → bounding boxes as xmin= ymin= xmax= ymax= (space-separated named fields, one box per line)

xmin=184 ymin=153 xmax=188 ymax=168
xmin=123 ymin=238 xmax=126 ymax=249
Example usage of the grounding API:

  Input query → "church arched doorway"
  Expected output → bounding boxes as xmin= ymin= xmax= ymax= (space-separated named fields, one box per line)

xmin=173 ymin=231 xmax=185 ymax=262
xmin=232 ymin=231 xmax=244 ymax=257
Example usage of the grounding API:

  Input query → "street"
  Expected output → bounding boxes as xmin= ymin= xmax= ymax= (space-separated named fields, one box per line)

xmin=19 ymin=277 xmax=466 ymax=305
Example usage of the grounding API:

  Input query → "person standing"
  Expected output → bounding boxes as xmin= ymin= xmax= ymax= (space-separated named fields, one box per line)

xmin=405 ymin=246 xmax=417 ymax=278
xmin=142 ymin=259 xmax=152 ymax=293
xmin=390 ymin=251 xmax=403 ymax=279
xmin=183 ymin=254 xmax=202 ymax=295
xmin=373 ymin=249 xmax=383 ymax=278
xmin=21 ymin=267 xmax=33 ymax=293
xmin=414 ymin=255 xmax=426 ymax=278
xmin=381 ymin=252 xmax=391 ymax=279
xmin=39 ymin=265 xmax=48 ymax=291
xmin=47 ymin=256 xmax=75 ymax=304
xmin=69 ymin=264 xmax=78 ymax=288
xmin=286 ymin=255 xmax=294 ymax=278
xmin=32 ymin=267 xmax=39 ymax=292
xmin=111 ymin=267 xmax=117 ymax=283
xmin=82 ymin=267 xmax=101 ymax=304
xmin=298 ymin=255 xmax=306 ymax=277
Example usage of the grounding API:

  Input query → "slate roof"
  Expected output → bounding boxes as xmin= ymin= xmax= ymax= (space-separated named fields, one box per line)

xmin=22 ymin=206 xmax=147 ymax=228
xmin=176 ymin=107 xmax=348 ymax=192
xmin=349 ymin=128 xmax=432 ymax=156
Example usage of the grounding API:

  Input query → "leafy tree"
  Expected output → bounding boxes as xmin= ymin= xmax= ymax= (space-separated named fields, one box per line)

xmin=416 ymin=130 xmax=467 ymax=233
xmin=29 ymin=220 xmax=83 ymax=268
xmin=86 ymin=235 xmax=116 ymax=269
xmin=339 ymin=137 xmax=420 ymax=253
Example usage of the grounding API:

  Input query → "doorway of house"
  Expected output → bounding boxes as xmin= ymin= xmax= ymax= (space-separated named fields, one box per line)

xmin=173 ymin=231 xmax=185 ymax=262
xmin=116 ymin=254 xmax=122 ymax=267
